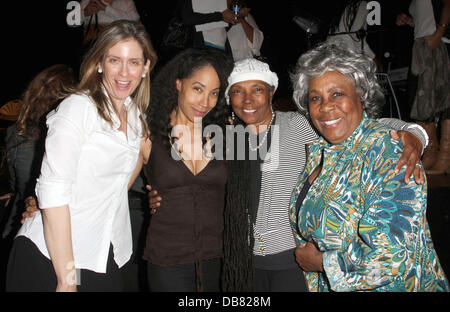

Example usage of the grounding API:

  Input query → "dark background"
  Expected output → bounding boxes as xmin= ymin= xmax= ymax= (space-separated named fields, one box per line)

xmin=2 ymin=0 xmax=414 ymax=108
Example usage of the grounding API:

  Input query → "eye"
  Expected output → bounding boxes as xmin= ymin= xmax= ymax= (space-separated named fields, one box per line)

xmin=230 ymin=89 xmax=241 ymax=95
xmin=108 ymin=57 xmax=119 ymax=64
xmin=211 ymin=90 xmax=219 ymax=97
xmin=130 ymin=60 xmax=142 ymax=66
xmin=309 ymin=95 xmax=320 ymax=102
xmin=332 ymin=91 xmax=344 ymax=97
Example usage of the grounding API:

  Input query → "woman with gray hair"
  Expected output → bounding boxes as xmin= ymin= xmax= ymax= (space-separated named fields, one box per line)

xmin=289 ymin=43 xmax=449 ymax=292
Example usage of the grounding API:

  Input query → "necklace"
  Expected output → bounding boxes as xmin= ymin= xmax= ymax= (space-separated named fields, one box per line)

xmin=248 ymin=111 xmax=275 ymax=151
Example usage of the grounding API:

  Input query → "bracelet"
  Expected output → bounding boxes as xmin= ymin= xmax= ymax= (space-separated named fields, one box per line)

xmin=437 ymin=23 xmax=448 ymax=28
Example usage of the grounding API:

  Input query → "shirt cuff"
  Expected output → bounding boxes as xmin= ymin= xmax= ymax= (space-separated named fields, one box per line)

xmin=35 ymin=178 xmax=73 ymax=209
xmin=403 ymin=123 xmax=429 ymax=154
xmin=322 ymin=250 xmax=352 ymax=292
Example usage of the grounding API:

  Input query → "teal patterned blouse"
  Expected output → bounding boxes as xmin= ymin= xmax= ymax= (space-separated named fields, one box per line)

xmin=289 ymin=113 xmax=449 ymax=292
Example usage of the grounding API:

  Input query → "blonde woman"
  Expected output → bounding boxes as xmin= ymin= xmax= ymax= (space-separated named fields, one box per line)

xmin=6 ymin=20 xmax=157 ymax=292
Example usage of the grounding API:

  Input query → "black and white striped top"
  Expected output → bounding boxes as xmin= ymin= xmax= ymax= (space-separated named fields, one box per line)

xmin=253 ymin=111 xmax=318 ymax=256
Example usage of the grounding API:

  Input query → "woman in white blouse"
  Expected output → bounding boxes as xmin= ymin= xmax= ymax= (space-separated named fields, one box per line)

xmin=6 ymin=20 xmax=157 ymax=292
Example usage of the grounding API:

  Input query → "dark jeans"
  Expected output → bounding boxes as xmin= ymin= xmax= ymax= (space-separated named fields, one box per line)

xmin=254 ymin=267 xmax=307 ymax=292
xmin=6 ymin=236 xmax=123 ymax=292
xmin=147 ymin=258 xmax=222 ymax=292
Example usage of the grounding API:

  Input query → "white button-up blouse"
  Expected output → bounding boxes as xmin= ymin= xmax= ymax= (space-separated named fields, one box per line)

xmin=17 ymin=93 xmax=142 ymax=273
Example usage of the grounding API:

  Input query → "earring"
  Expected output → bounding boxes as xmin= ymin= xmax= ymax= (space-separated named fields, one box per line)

xmin=231 ymin=111 xmax=235 ymax=122
xmin=98 ymin=68 xmax=103 ymax=74
xmin=142 ymin=73 xmax=146 ymax=78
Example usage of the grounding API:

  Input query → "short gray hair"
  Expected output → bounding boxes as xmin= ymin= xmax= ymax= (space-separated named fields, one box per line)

xmin=290 ymin=43 xmax=384 ymax=118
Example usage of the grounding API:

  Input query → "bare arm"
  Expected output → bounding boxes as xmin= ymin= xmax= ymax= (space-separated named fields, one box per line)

xmin=238 ymin=8 xmax=254 ymax=43
xmin=128 ymin=138 xmax=151 ymax=189
xmin=42 ymin=205 xmax=76 ymax=292
xmin=425 ymin=0 xmax=450 ymax=49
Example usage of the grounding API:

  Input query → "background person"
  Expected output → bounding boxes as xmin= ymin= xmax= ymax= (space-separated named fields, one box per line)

xmin=396 ymin=0 xmax=450 ymax=174
xmin=226 ymin=2 xmax=264 ymax=61
xmin=1 ymin=65 xmax=75 ymax=240
xmin=81 ymin=0 xmax=141 ymax=45
xmin=289 ymin=43 xmax=449 ymax=292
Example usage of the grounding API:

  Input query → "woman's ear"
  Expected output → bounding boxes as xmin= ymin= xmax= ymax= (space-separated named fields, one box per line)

xmin=176 ymin=79 xmax=182 ymax=92
xmin=144 ymin=59 xmax=151 ymax=76
xmin=97 ymin=62 xmax=103 ymax=74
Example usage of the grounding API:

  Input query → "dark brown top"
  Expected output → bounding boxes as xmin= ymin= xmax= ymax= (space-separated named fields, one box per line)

xmin=143 ymin=135 xmax=227 ymax=266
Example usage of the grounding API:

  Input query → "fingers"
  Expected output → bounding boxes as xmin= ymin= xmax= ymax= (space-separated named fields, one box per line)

xmin=390 ymin=129 xmax=400 ymax=140
xmin=146 ymin=185 xmax=161 ymax=214
xmin=21 ymin=196 xmax=39 ymax=223
xmin=413 ymin=163 xmax=425 ymax=185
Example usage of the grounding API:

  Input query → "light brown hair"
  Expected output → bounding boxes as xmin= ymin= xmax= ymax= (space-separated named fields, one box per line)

xmin=78 ymin=20 xmax=157 ymax=137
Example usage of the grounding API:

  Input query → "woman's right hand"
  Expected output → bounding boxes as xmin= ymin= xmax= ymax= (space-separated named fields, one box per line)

xmin=146 ymin=185 xmax=162 ymax=215
xmin=21 ymin=196 xmax=40 ymax=223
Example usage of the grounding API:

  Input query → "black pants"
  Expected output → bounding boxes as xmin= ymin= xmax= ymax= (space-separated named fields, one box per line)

xmin=254 ymin=266 xmax=308 ymax=292
xmin=6 ymin=236 xmax=123 ymax=292
xmin=147 ymin=258 xmax=221 ymax=292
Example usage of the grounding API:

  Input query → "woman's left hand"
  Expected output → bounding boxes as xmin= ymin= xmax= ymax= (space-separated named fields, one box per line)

xmin=295 ymin=242 xmax=324 ymax=272
xmin=390 ymin=130 xmax=424 ymax=185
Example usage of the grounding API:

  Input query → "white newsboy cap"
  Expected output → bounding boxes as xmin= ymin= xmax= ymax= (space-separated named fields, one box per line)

xmin=225 ymin=58 xmax=279 ymax=105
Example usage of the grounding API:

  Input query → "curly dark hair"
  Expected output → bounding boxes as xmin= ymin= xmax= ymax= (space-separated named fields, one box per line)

xmin=147 ymin=47 xmax=234 ymax=154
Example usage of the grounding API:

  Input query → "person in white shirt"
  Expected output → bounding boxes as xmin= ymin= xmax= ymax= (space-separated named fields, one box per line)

xmin=81 ymin=0 xmax=140 ymax=45
xmin=227 ymin=6 xmax=264 ymax=61
xmin=327 ymin=0 xmax=382 ymax=71
xmin=81 ymin=0 xmax=140 ymax=26
xmin=396 ymin=0 xmax=450 ymax=175
xmin=5 ymin=20 xmax=157 ymax=292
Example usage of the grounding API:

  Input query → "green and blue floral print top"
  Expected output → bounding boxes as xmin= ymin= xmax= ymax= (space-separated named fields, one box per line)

xmin=289 ymin=113 xmax=449 ymax=292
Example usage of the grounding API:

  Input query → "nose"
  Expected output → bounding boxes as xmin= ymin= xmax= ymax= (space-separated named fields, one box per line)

xmin=242 ymin=91 xmax=252 ymax=105
xmin=200 ymin=94 xmax=210 ymax=108
xmin=119 ymin=63 xmax=129 ymax=77
xmin=319 ymin=97 xmax=335 ymax=112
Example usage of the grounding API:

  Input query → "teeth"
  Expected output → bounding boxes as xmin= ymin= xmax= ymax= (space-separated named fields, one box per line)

xmin=323 ymin=118 xmax=341 ymax=125
xmin=243 ymin=109 xmax=256 ymax=113
xmin=117 ymin=81 xmax=130 ymax=85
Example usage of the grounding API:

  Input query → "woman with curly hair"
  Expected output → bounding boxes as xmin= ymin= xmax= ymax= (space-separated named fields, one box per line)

xmin=290 ymin=42 xmax=449 ymax=292
xmin=141 ymin=47 xmax=234 ymax=292
xmin=3 ymin=64 xmax=75 ymax=239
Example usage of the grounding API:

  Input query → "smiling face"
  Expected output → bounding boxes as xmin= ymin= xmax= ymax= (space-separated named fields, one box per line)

xmin=229 ymin=80 xmax=274 ymax=128
xmin=98 ymin=39 xmax=150 ymax=108
xmin=175 ymin=65 xmax=221 ymax=124
xmin=308 ymin=71 xmax=364 ymax=145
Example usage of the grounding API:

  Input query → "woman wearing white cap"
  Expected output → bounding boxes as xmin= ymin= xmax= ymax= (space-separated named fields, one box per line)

xmin=221 ymin=57 xmax=428 ymax=291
